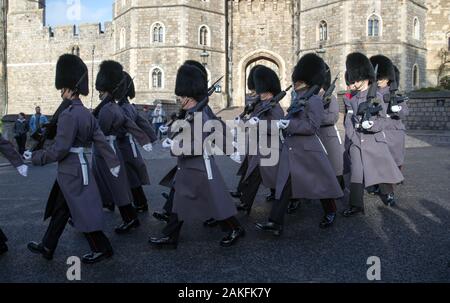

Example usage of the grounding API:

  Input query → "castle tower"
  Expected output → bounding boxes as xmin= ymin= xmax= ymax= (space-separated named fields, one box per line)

xmin=113 ymin=0 xmax=227 ymax=110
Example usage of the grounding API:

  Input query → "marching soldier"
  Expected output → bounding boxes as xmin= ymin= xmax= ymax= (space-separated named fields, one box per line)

xmin=93 ymin=60 xmax=153 ymax=234
xmin=117 ymin=72 xmax=158 ymax=213
xmin=149 ymin=64 xmax=245 ymax=248
xmin=255 ymin=53 xmax=343 ymax=236
xmin=25 ymin=54 xmax=119 ymax=263
xmin=318 ymin=65 xmax=345 ymax=190
xmin=235 ymin=65 xmax=283 ymax=215
xmin=0 ymin=134 xmax=28 ymax=255
xmin=342 ymin=52 xmax=404 ymax=217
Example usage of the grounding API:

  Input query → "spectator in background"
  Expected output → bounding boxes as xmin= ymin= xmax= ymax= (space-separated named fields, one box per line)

xmin=14 ymin=112 xmax=28 ymax=155
xmin=29 ymin=106 xmax=49 ymax=139
xmin=151 ymin=103 xmax=166 ymax=140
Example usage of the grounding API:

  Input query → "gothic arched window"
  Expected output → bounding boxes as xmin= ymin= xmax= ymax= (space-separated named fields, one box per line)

xmin=120 ymin=28 xmax=126 ymax=49
xmin=413 ymin=64 xmax=419 ymax=88
xmin=151 ymin=68 xmax=163 ymax=89
xmin=199 ymin=25 xmax=209 ymax=46
xmin=368 ymin=14 xmax=381 ymax=37
xmin=413 ymin=17 xmax=420 ymax=40
xmin=152 ymin=22 xmax=165 ymax=43
xmin=71 ymin=46 xmax=80 ymax=57
xmin=319 ymin=20 xmax=328 ymax=41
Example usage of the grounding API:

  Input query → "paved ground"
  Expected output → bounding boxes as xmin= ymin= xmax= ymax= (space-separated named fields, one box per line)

xmin=0 ymin=110 xmax=449 ymax=282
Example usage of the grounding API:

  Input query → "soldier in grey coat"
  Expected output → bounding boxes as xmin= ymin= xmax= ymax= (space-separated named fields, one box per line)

xmin=318 ymin=65 xmax=345 ymax=188
xmin=93 ymin=61 xmax=153 ymax=234
xmin=342 ymin=53 xmax=404 ymax=218
xmin=0 ymin=134 xmax=28 ymax=255
xmin=256 ymin=54 xmax=344 ymax=236
xmin=25 ymin=54 xmax=120 ymax=264
xmin=149 ymin=64 xmax=245 ymax=248
xmin=118 ymin=72 xmax=157 ymax=213
xmin=236 ymin=65 xmax=284 ymax=215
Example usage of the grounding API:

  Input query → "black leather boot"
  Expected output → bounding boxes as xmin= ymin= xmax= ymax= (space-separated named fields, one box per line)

xmin=319 ymin=213 xmax=336 ymax=229
xmin=27 ymin=242 xmax=54 ymax=260
xmin=153 ymin=211 xmax=170 ymax=222
xmin=236 ymin=202 xmax=251 ymax=215
xmin=287 ymin=199 xmax=301 ymax=214
xmin=220 ymin=227 xmax=245 ymax=247
xmin=134 ymin=204 xmax=149 ymax=213
xmin=114 ymin=218 xmax=140 ymax=234
xmin=265 ymin=189 xmax=276 ymax=202
xmin=82 ymin=251 xmax=113 ymax=264
xmin=230 ymin=191 xmax=242 ymax=198
xmin=342 ymin=206 xmax=364 ymax=217
xmin=255 ymin=221 xmax=283 ymax=236
xmin=381 ymin=193 xmax=396 ymax=207
xmin=203 ymin=218 xmax=218 ymax=228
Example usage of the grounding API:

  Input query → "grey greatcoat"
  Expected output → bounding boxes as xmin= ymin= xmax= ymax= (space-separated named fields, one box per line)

xmin=243 ymin=100 xmax=283 ymax=189
xmin=344 ymin=90 xmax=404 ymax=187
xmin=317 ymin=95 xmax=344 ymax=176
xmin=171 ymin=107 xmax=237 ymax=222
xmin=93 ymin=97 xmax=151 ymax=207
xmin=378 ymin=86 xmax=408 ymax=167
xmin=275 ymin=92 xmax=343 ymax=200
xmin=117 ymin=100 xmax=157 ymax=188
xmin=0 ymin=134 xmax=23 ymax=168
xmin=32 ymin=99 xmax=120 ymax=233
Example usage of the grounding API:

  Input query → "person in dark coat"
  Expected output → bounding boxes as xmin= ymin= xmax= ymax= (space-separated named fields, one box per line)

xmin=0 ymin=134 xmax=28 ymax=255
xmin=117 ymin=72 xmax=158 ymax=213
xmin=342 ymin=53 xmax=404 ymax=217
xmin=149 ymin=64 xmax=245 ymax=248
xmin=14 ymin=113 xmax=29 ymax=155
xmin=255 ymin=53 xmax=344 ymax=236
xmin=25 ymin=54 xmax=120 ymax=264
xmin=236 ymin=65 xmax=283 ymax=215
xmin=92 ymin=60 xmax=153 ymax=234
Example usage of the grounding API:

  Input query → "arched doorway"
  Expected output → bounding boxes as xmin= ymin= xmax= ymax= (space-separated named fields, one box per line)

xmin=236 ymin=49 xmax=286 ymax=107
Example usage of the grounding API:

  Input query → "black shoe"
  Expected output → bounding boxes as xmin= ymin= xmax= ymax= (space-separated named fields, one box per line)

xmin=103 ymin=204 xmax=115 ymax=212
xmin=366 ymin=185 xmax=380 ymax=196
xmin=0 ymin=242 xmax=8 ymax=255
xmin=236 ymin=202 xmax=251 ymax=215
xmin=148 ymin=236 xmax=178 ymax=249
xmin=27 ymin=242 xmax=54 ymax=260
xmin=153 ymin=211 xmax=170 ymax=222
xmin=320 ymin=213 xmax=336 ymax=229
xmin=287 ymin=199 xmax=301 ymax=214
xmin=255 ymin=221 xmax=283 ymax=237
xmin=68 ymin=218 xmax=74 ymax=227
xmin=220 ymin=227 xmax=245 ymax=247
xmin=230 ymin=191 xmax=242 ymax=198
xmin=342 ymin=206 xmax=364 ymax=217
xmin=265 ymin=191 xmax=275 ymax=202
xmin=134 ymin=204 xmax=149 ymax=213
xmin=381 ymin=193 xmax=396 ymax=207
xmin=81 ymin=251 xmax=113 ymax=264
xmin=161 ymin=192 xmax=170 ymax=200
xmin=203 ymin=218 xmax=218 ymax=228
xmin=114 ymin=219 xmax=140 ymax=234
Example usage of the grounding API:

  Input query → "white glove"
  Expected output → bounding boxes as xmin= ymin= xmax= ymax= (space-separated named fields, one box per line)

xmin=277 ymin=119 xmax=290 ymax=130
xmin=162 ymin=138 xmax=174 ymax=149
xmin=110 ymin=165 xmax=120 ymax=178
xmin=234 ymin=116 xmax=241 ymax=126
xmin=391 ymin=105 xmax=402 ymax=113
xmin=159 ymin=125 xmax=169 ymax=134
xmin=230 ymin=128 xmax=237 ymax=137
xmin=143 ymin=143 xmax=153 ymax=152
xmin=23 ymin=150 xmax=32 ymax=160
xmin=362 ymin=120 xmax=374 ymax=130
xmin=249 ymin=117 xmax=260 ymax=126
xmin=17 ymin=164 xmax=28 ymax=177
xmin=230 ymin=151 xmax=242 ymax=164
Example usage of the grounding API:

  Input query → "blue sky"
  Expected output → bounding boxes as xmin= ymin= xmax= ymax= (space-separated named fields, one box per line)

xmin=45 ymin=0 xmax=113 ymax=26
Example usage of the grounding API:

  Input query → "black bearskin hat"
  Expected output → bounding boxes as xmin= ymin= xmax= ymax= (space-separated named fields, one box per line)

xmin=247 ymin=65 xmax=262 ymax=91
xmin=346 ymin=52 xmax=375 ymax=83
xmin=253 ymin=65 xmax=281 ymax=96
xmin=184 ymin=60 xmax=208 ymax=82
xmin=121 ymin=71 xmax=135 ymax=99
xmin=323 ymin=63 xmax=332 ymax=91
xmin=95 ymin=60 xmax=124 ymax=97
xmin=55 ymin=54 xmax=89 ymax=96
xmin=292 ymin=53 xmax=326 ymax=87
xmin=344 ymin=71 xmax=351 ymax=86
xmin=370 ymin=55 xmax=395 ymax=82
xmin=175 ymin=64 xmax=208 ymax=101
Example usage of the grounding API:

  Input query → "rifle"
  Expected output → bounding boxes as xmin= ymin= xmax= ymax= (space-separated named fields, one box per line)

xmin=284 ymin=85 xmax=320 ymax=120
xmin=322 ymin=72 xmax=340 ymax=107
xmin=30 ymin=72 xmax=88 ymax=152
xmin=383 ymin=75 xmax=409 ymax=109
xmin=356 ymin=65 xmax=383 ymax=127
xmin=249 ymin=85 xmax=293 ymax=120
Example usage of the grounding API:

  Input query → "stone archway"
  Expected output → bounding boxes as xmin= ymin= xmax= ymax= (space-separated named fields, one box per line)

xmin=236 ymin=49 xmax=287 ymax=107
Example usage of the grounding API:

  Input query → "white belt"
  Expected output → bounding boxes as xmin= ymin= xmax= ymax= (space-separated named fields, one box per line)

xmin=203 ymin=147 xmax=213 ymax=180
xmin=126 ymin=133 xmax=138 ymax=158
xmin=347 ymin=110 xmax=354 ymax=114
xmin=334 ymin=125 xmax=343 ymax=145
xmin=69 ymin=147 xmax=91 ymax=186
xmin=106 ymin=135 xmax=117 ymax=154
